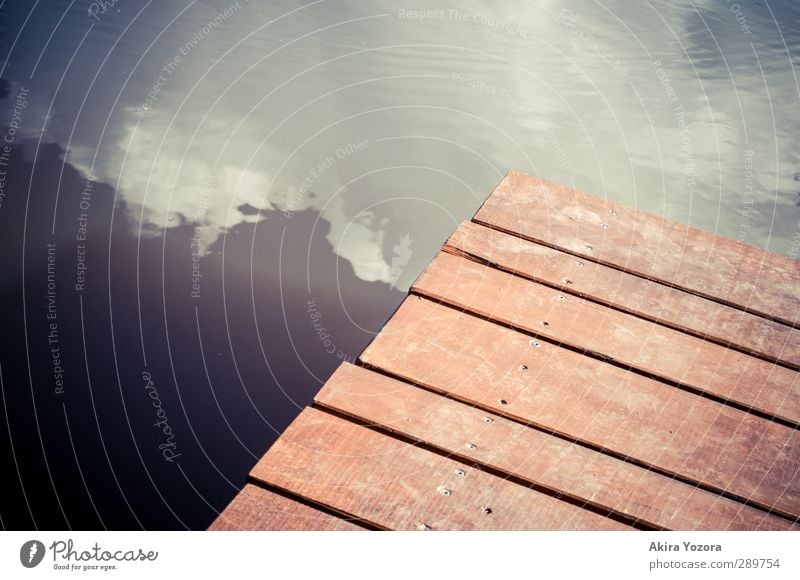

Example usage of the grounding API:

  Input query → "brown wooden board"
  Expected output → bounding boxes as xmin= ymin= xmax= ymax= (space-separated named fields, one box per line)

xmin=412 ymin=251 xmax=800 ymax=426
xmin=249 ymin=407 xmax=631 ymax=530
xmin=358 ymin=296 xmax=800 ymax=519
xmin=446 ymin=221 xmax=800 ymax=369
xmin=208 ymin=484 xmax=365 ymax=531
xmin=475 ymin=171 xmax=800 ymax=326
xmin=315 ymin=362 xmax=797 ymax=531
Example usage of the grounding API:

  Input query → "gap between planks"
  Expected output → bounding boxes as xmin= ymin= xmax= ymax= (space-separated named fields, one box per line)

xmin=473 ymin=171 xmax=799 ymax=327
xmin=358 ymin=295 xmax=800 ymax=519
xmin=443 ymin=221 xmax=799 ymax=370
xmin=248 ymin=407 xmax=632 ymax=531
xmin=314 ymin=362 xmax=798 ymax=531
xmin=411 ymin=251 xmax=800 ymax=427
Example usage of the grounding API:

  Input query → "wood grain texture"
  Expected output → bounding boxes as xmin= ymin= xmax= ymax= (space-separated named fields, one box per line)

xmin=249 ymin=408 xmax=631 ymax=530
xmin=475 ymin=171 xmax=800 ymax=326
xmin=208 ymin=484 xmax=364 ymax=531
xmin=446 ymin=221 xmax=800 ymax=369
xmin=316 ymin=362 xmax=797 ymax=531
xmin=211 ymin=171 xmax=799 ymax=531
xmin=359 ymin=296 xmax=800 ymax=519
xmin=413 ymin=251 xmax=800 ymax=426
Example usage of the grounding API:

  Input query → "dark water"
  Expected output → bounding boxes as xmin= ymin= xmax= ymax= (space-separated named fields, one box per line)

xmin=1 ymin=0 xmax=798 ymax=530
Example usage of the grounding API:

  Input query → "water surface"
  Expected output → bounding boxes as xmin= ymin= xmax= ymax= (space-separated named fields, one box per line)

xmin=1 ymin=0 xmax=798 ymax=529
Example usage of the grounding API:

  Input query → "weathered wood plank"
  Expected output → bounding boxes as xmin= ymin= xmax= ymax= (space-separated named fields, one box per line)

xmin=358 ymin=297 xmax=800 ymax=519
xmin=250 ymin=408 xmax=631 ymax=530
xmin=446 ymin=221 xmax=800 ymax=369
xmin=208 ymin=484 xmax=364 ymax=531
xmin=316 ymin=362 xmax=797 ymax=530
xmin=413 ymin=251 xmax=800 ymax=426
xmin=475 ymin=171 xmax=800 ymax=326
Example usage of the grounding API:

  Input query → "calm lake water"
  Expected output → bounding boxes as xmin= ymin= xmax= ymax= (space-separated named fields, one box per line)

xmin=1 ymin=0 xmax=798 ymax=529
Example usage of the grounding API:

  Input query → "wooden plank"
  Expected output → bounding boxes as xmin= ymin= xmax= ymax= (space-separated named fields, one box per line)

xmin=446 ymin=221 xmax=800 ymax=369
xmin=413 ymin=251 xmax=800 ymax=426
xmin=315 ymin=362 xmax=797 ymax=531
xmin=250 ymin=408 xmax=631 ymax=530
xmin=208 ymin=484 xmax=364 ymax=531
xmin=475 ymin=171 xmax=800 ymax=326
xmin=358 ymin=297 xmax=800 ymax=519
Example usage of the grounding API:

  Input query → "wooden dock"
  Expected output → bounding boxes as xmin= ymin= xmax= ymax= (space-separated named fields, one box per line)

xmin=210 ymin=171 xmax=800 ymax=531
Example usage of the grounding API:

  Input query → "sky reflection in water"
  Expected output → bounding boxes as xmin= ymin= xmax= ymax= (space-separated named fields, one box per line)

xmin=0 ymin=0 xmax=798 ymax=529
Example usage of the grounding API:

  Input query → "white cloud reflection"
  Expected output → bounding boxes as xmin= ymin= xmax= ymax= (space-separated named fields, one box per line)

xmin=47 ymin=0 xmax=800 ymax=284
